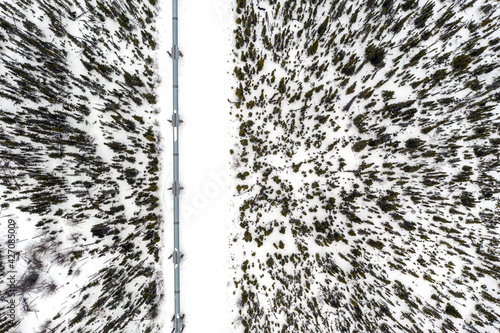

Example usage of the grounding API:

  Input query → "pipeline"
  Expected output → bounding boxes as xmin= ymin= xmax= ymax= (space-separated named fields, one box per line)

xmin=171 ymin=0 xmax=183 ymax=331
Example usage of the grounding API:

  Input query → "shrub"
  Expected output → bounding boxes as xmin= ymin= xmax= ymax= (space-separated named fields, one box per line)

xmin=452 ymin=54 xmax=472 ymax=72
xmin=341 ymin=55 xmax=359 ymax=75
xmin=346 ymin=82 xmax=356 ymax=94
xmin=236 ymin=0 xmax=246 ymax=14
xmin=365 ymin=44 xmax=386 ymax=68
xmin=123 ymin=71 xmax=144 ymax=87
xmin=381 ymin=90 xmax=395 ymax=101
xmin=460 ymin=192 xmax=476 ymax=208
xmin=445 ymin=303 xmax=462 ymax=318
xmin=405 ymin=138 xmax=424 ymax=149
xmin=464 ymin=78 xmax=482 ymax=91
xmin=367 ymin=239 xmax=384 ymax=250
xmin=307 ymin=39 xmax=319 ymax=56
xmin=402 ymin=0 xmax=418 ymax=11
xmin=414 ymin=2 xmax=434 ymax=29
xmin=352 ymin=140 xmax=368 ymax=152
xmin=317 ymin=17 xmax=329 ymax=36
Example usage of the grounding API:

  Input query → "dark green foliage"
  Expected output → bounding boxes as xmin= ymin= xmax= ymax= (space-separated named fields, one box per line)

xmin=278 ymin=78 xmax=286 ymax=94
xmin=367 ymin=239 xmax=384 ymax=250
xmin=317 ymin=17 xmax=329 ymax=36
xmin=405 ymin=138 xmax=424 ymax=149
xmin=141 ymin=281 xmax=157 ymax=305
xmin=341 ymin=54 xmax=359 ymax=76
xmin=453 ymin=166 xmax=473 ymax=182
xmin=352 ymin=140 xmax=368 ymax=152
xmin=431 ymin=69 xmax=448 ymax=83
xmin=464 ymin=78 xmax=482 ymax=91
xmin=445 ymin=303 xmax=462 ymax=318
xmin=381 ymin=90 xmax=395 ymax=101
xmin=69 ymin=307 xmax=87 ymax=327
xmin=236 ymin=0 xmax=246 ymax=14
xmin=353 ymin=113 xmax=368 ymax=133
xmin=91 ymin=224 xmax=110 ymax=238
xmin=402 ymin=0 xmax=418 ymax=11
xmin=308 ymin=39 xmax=319 ymax=56
xmin=365 ymin=44 xmax=386 ymax=67
xmin=414 ymin=1 xmax=434 ymax=29
xmin=230 ymin=1 xmax=500 ymax=332
xmin=0 ymin=0 xmax=161 ymax=331
xmin=452 ymin=54 xmax=473 ymax=72
xmin=377 ymin=190 xmax=399 ymax=212
xmin=406 ymin=49 xmax=426 ymax=67
xmin=256 ymin=57 xmax=265 ymax=71
xmin=123 ymin=71 xmax=145 ymax=87
xmin=460 ymin=192 xmax=476 ymax=208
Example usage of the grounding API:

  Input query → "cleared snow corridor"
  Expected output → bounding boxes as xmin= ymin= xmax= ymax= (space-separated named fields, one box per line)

xmin=158 ymin=0 xmax=235 ymax=332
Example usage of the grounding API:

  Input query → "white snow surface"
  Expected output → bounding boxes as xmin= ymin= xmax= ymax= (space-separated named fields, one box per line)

xmin=157 ymin=1 xmax=237 ymax=332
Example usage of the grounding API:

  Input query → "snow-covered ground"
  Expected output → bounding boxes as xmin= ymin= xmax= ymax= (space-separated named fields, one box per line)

xmin=228 ymin=1 xmax=500 ymax=332
xmin=1 ymin=0 xmax=498 ymax=332
xmin=157 ymin=1 xmax=237 ymax=332
xmin=1 ymin=1 xmax=164 ymax=331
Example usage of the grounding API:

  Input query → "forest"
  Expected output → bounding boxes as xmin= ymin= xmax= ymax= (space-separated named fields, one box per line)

xmin=231 ymin=0 xmax=499 ymax=332
xmin=0 ymin=0 xmax=499 ymax=332
xmin=0 ymin=0 xmax=162 ymax=332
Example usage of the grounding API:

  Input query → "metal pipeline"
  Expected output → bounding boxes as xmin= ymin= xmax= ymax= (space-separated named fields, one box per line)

xmin=171 ymin=0 xmax=182 ymax=331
